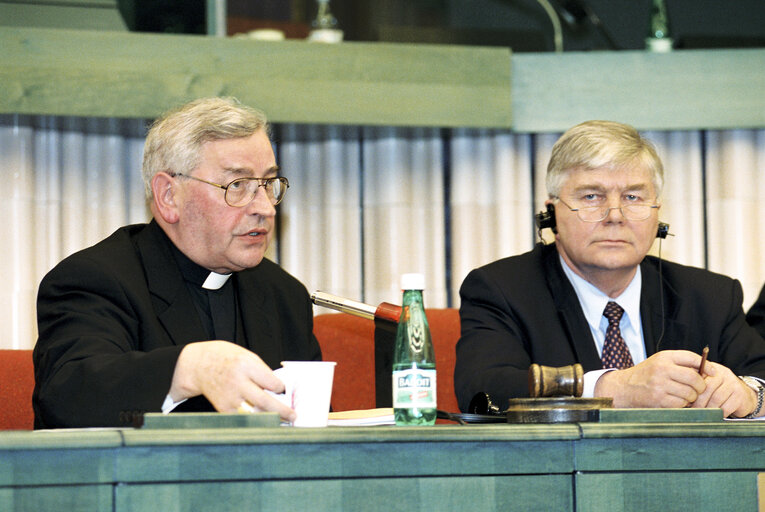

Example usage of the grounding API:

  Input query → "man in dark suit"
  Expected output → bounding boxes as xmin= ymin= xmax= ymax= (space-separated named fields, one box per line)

xmin=34 ymin=97 xmax=321 ymax=428
xmin=455 ymin=120 xmax=765 ymax=418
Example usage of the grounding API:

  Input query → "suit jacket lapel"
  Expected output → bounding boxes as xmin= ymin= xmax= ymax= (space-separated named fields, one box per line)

xmin=640 ymin=258 xmax=685 ymax=355
xmin=541 ymin=245 xmax=603 ymax=370
xmin=236 ymin=269 xmax=282 ymax=369
xmin=135 ymin=221 xmax=208 ymax=346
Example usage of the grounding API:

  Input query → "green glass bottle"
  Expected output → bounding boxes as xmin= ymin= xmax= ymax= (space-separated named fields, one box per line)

xmin=392 ymin=273 xmax=437 ymax=426
xmin=645 ymin=0 xmax=673 ymax=52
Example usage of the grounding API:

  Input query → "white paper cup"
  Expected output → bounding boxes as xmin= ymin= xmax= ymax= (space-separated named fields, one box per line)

xmin=277 ymin=361 xmax=336 ymax=427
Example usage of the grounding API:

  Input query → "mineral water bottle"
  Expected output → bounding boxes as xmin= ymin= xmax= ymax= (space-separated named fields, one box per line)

xmin=392 ymin=273 xmax=437 ymax=425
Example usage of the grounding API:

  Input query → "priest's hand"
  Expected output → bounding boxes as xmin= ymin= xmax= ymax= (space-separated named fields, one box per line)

xmin=169 ymin=340 xmax=296 ymax=422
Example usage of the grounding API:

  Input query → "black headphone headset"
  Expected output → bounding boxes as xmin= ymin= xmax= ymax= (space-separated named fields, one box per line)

xmin=535 ymin=204 xmax=670 ymax=239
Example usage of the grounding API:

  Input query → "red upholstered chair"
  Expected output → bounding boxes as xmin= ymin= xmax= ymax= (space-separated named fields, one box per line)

xmin=0 ymin=349 xmax=35 ymax=430
xmin=313 ymin=308 xmax=460 ymax=414
xmin=313 ymin=313 xmax=377 ymax=411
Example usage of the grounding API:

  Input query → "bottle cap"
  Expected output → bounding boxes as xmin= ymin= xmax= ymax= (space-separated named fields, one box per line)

xmin=401 ymin=273 xmax=425 ymax=290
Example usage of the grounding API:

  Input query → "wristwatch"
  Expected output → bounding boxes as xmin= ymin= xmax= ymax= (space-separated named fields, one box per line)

xmin=739 ymin=376 xmax=765 ymax=419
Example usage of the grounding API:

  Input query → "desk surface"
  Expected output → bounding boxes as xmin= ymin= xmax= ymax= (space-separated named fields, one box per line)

xmin=2 ymin=419 xmax=765 ymax=511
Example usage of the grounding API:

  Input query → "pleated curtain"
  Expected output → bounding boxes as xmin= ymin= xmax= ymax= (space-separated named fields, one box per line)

xmin=0 ymin=114 xmax=763 ymax=349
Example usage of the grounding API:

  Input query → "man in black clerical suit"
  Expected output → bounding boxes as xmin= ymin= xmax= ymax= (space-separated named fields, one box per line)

xmin=749 ymin=283 xmax=765 ymax=340
xmin=455 ymin=120 xmax=765 ymax=418
xmin=34 ymin=97 xmax=321 ymax=428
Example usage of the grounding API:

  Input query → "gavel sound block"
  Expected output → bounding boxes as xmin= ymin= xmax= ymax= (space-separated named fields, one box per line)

xmin=504 ymin=363 xmax=613 ymax=423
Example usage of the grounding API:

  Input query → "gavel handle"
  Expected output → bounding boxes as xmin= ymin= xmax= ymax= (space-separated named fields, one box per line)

xmin=311 ymin=291 xmax=402 ymax=323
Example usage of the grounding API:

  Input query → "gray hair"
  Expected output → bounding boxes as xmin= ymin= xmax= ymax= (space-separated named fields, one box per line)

xmin=142 ymin=97 xmax=270 ymax=199
xmin=546 ymin=120 xmax=664 ymax=198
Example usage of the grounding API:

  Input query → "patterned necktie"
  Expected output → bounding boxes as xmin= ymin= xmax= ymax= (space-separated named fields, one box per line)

xmin=601 ymin=301 xmax=634 ymax=369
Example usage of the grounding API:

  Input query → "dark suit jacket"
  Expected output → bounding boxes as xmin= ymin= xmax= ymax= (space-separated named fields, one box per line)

xmin=33 ymin=221 xmax=321 ymax=428
xmin=454 ymin=243 xmax=765 ymax=412
xmin=747 ymin=284 xmax=765 ymax=340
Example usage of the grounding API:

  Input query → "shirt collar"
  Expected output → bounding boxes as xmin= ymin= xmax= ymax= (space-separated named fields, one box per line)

xmin=202 ymin=272 xmax=232 ymax=290
xmin=559 ymin=255 xmax=642 ymax=335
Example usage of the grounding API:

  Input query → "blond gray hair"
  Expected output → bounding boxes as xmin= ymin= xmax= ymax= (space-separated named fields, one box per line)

xmin=142 ymin=97 xmax=270 ymax=198
xmin=546 ymin=120 xmax=664 ymax=198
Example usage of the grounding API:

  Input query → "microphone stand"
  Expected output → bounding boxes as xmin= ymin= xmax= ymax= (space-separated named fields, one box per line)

xmin=311 ymin=291 xmax=402 ymax=323
xmin=311 ymin=291 xmax=402 ymax=407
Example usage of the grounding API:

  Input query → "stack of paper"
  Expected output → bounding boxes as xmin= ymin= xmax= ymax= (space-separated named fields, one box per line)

xmin=327 ymin=408 xmax=395 ymax=426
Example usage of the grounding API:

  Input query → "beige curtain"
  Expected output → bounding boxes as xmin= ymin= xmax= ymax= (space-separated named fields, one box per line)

xmin=706 ymin=130 xmax=765 ymax=304
xmin=0 ymin=115 xmax=762 ymax=349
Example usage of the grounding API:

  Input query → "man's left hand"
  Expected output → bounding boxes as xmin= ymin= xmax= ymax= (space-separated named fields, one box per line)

xmin=691 ymin=361 xmax=757 ymax=418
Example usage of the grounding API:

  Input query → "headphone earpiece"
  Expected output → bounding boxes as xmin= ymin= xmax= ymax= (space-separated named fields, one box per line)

xmin=656 ymin=222 xmax=670 ymax=239
xmin=535 ymin=203 xmax=557 ymax=234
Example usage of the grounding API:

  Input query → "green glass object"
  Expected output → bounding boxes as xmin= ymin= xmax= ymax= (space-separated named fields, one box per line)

xmin=646 ymin=0 xmax=673 ymax=52
xmin=312 ymin=0 xmax=338 ymax=30
xmin=392 ymin=273 xmax=437 ymax=426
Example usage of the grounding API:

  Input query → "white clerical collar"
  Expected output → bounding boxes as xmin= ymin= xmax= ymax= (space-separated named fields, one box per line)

xmin=202 ymin=272 xmax=232 ymax=290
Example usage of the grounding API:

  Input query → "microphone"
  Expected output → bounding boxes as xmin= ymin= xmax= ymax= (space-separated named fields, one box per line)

xmin=311 ymin=291 xmax=402 ymax=323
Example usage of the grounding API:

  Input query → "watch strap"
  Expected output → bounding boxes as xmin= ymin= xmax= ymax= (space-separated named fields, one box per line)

xmin=739 ymin=376 xmax=765 ymax=419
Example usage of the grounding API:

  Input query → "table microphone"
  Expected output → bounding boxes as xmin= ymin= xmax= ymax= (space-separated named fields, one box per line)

xmin=311 ymin=291 xmax=402 ymax=323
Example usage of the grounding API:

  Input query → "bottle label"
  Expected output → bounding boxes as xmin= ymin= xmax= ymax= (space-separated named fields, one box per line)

xmin=392 ymin=369 xmax=437 ymax=408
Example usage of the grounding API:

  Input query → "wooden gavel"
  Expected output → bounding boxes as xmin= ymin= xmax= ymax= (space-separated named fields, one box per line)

xmin=528 ymin=363 xmax=584 ymax=398
xmin=469 ymin=363 xmax=586 ymax=416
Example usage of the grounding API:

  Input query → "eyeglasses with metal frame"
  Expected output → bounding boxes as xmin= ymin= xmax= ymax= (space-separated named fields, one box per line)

xmin=172 ymin=173 xmax=290 ymax=207
xmin=553 ymin=196 xmax=659 ymax=222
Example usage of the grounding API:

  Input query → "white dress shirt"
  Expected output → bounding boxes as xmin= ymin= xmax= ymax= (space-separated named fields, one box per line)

xmin=559 ymin=256 xmax=646 ymax=397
